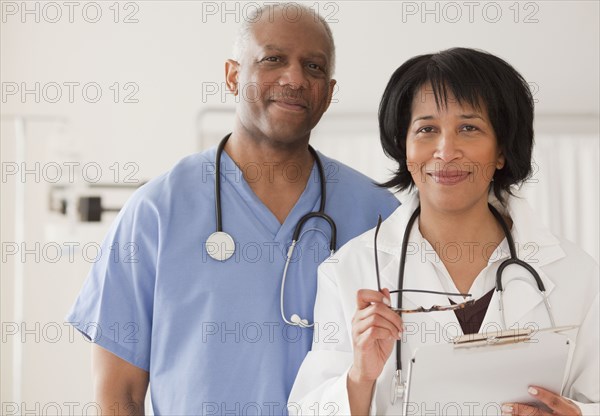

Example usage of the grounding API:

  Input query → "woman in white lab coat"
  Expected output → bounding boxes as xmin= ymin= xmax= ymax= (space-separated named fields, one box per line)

xmin=289 ymin=48 xmax=599 ymax=416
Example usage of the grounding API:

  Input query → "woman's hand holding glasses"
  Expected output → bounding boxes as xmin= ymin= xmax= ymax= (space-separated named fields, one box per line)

xmin=349 ymin=289 xmax=403 ymax=383
xmin=347 ymin=288 xmax=403 ymax=414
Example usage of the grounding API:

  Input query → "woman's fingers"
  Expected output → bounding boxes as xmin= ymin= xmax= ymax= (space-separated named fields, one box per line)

xmin=350 ymin=289 xmax=400 ymax=383
xmin=354 ymin=289 xmax=402 ymax=329
xmin=503 ymin=386 xmax=582 ymax=416
xmin=353 ymin=311 xmax=402 ymax=340
xmin=354 ymin=326 xmax=396 ymax=347
xmin=356 ymin=288 xmax=390 ymax=310
xmin=528 ymin=386 xmax=581 ymax=415
xmin=504 ymin=403 xmax=549 ymax=416
xmin=354 ymin=303 xmax=402 ymax=334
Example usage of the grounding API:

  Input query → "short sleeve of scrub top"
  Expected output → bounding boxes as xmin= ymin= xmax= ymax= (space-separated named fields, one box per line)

xmin=65 ymin=180 xmax=159 ymax=371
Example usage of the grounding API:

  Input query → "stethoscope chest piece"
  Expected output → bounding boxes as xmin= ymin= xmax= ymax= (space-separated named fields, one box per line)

xmin=205 ymin=231 xmax=235 ymax=261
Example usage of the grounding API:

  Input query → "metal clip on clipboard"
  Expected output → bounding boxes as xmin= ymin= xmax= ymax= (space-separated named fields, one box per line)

xmin=452 ymin=325 xmax=578 ymax=349
xmin=453 ymin=328 xmax=534 ymax=348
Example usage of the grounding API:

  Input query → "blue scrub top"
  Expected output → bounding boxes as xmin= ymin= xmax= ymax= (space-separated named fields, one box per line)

xmin=66 ymin=145 xmax=399 ymax=415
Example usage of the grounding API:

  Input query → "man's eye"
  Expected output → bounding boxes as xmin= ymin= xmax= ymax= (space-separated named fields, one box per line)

xmin=262 ymin=56 xmax=280 ymax=62
xmin=307 ymin=63 xmax=324 ymax=72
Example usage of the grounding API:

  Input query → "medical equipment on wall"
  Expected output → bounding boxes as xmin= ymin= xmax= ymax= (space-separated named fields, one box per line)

xmin=49 ymin=184 xmax=144 ymax=222
xmin=378 ymin=204 xmax=558 ymax=405
xmin=205 ymin=134 xmax=337 ymax=328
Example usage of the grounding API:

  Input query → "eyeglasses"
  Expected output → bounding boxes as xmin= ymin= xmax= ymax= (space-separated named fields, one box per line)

xmin=374 ymin=215 xmax=475 ymax=315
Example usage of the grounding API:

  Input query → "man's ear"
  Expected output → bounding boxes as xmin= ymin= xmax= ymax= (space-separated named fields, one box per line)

xmin=324 ymin=79 xmax=337 ymax=111
xmin=225 ymin=59 xmax=240 ymax=95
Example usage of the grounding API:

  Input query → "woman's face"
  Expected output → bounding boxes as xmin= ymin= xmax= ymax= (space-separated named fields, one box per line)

xmin=406 ymin=84 xmax=505 ymax=214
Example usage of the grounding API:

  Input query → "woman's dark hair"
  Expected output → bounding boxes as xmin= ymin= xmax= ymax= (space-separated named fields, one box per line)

xmin=378 ymin=47 xmax=534 ymax=203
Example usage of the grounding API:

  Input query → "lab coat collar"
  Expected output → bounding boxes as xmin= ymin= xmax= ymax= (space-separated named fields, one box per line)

xmin=371 ymin=190 xmax=564 ymax=264
xmin=368 ymin=189 xmax=565 ymax=332
xmin=364 ymin=192 xmax=420 ymax=255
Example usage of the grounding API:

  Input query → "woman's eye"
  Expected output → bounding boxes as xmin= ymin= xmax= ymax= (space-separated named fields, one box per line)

xmin=461 ymin=125 xmax=478 ymax=132
xmin=417 ymin=126 xmax=435 ymax=134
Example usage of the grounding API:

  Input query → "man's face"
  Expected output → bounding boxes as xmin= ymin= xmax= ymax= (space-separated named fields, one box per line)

xmin=226 ymin=11 xmax=336 ymax=147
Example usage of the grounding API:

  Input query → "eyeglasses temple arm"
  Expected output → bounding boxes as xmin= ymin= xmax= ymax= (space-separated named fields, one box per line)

xmin=388 ymin=288 xmax=472 ymax=297
xmin=374 ymin=215 xmax=383 ymax=292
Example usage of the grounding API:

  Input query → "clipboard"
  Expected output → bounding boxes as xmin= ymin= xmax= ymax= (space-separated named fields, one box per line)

xmin=402 ymin=326 xmax=576 ymax=416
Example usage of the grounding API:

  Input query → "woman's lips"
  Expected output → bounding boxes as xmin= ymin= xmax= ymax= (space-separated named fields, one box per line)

xmin=427 ymin=171 xmax=471 ymax=185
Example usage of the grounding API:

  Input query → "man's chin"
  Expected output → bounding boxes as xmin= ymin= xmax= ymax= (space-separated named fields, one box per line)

xmin=262 ymin=128 xmax=312 ymax=146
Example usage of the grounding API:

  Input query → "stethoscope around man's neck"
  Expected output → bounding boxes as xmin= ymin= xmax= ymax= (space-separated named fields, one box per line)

xmin=204 ymin=134 xmax=337 ymax=327
xmin=389 ymin=202 xmax=557 ymax=405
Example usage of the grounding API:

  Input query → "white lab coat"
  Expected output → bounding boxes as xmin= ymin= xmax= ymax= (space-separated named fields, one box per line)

xmin=289 ymin=191 xmax=599 ymax=415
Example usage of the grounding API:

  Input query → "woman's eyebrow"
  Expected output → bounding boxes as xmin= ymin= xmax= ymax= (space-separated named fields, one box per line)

xmin=410 ymin=114 xmax=486 ymax=125
xmin=459 ymin=113 xmax=484 ymax=120
xmin=411 ymin=115 xmax=434 ymax=123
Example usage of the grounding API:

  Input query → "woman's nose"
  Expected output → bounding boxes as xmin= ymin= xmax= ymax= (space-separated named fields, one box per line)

xmin=433 ymin=132 xmax=462 ymax=162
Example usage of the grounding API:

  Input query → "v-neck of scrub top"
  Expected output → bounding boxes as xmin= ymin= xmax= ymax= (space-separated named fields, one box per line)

xmin=220 ymin=149 xmax=321 ymax=241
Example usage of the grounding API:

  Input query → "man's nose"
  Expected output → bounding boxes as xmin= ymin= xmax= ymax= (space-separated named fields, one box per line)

xmin=278 ymin=62 xmax=309 ymax=90
xmin=433 ymin=132 xmax=462 ymax=162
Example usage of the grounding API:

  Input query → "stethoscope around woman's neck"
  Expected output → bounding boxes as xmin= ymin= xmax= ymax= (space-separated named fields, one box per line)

xmin=389 ymin=202 xmax=557 ymax=405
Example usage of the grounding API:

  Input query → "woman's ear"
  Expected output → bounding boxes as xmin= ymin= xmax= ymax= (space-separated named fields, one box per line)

xmin=496 ymin=152 xmax=506 ymax=170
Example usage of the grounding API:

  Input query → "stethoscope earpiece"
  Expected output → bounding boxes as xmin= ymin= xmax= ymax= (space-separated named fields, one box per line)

xmin=290 ymin=314 xmax=310 ymax=327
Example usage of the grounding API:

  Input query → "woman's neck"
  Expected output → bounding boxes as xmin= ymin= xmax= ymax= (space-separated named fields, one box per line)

xmin=418 ymin=199 xmax=505 ymax=248
xmin=417 ymin=196 xmax=509 ymax=290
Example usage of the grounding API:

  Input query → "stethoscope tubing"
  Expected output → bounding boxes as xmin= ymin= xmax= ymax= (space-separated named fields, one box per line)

xmin=214 ymin=136 xmax=227 ymax=233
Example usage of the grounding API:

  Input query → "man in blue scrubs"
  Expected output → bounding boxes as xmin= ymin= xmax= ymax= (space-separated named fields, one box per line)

xmin=66 ymin=3 xmax=399 ymax=415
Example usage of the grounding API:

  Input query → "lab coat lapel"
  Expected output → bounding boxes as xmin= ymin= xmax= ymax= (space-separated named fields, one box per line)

xmin=482 ymin=195 xmax=564 ymax=330
xmin=482 ymin=266 xmax=557 ymax=329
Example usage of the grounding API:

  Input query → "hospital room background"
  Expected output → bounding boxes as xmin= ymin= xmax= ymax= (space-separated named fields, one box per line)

xmin=1 ymin=1 xmax=598 ymax=412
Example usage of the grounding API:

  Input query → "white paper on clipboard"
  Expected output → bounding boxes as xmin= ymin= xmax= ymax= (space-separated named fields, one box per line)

xmin=403 ymin=326 xmax=576 ymax=416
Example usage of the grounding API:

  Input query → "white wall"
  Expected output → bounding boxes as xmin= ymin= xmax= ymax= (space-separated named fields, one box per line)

xmin=1 ymin=1 xmax=599 ymax=412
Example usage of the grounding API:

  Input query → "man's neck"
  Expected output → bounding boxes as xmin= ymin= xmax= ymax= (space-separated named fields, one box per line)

xmin=225 ymin=132 xmax=314 ymax=176
xmin=224 ymin=131 xmax=316 ymax=224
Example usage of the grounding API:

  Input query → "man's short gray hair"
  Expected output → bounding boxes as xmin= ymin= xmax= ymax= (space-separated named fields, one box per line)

xmin=232 ymin=2 xmax=336 ymax=77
